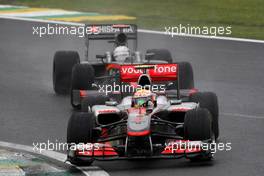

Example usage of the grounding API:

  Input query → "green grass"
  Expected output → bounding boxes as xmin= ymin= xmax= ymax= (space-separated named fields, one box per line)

xmin=0 ymin=0 xmax=264 ymax=39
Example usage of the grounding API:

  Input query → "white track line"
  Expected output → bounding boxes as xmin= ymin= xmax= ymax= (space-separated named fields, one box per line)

xmin=138 ymin=29 xmax=264 ymax=44
xmin=0 ymin=15 xmax=264 ymax=44
xmin=0 ymin=141 xmax=109 ymax=176
xmin=222 ymin=112 xmax=263 ymax=119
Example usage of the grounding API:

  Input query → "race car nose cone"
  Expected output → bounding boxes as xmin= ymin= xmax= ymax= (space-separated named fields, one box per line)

xmin=127 ymin=113 xmax=151 ymax=136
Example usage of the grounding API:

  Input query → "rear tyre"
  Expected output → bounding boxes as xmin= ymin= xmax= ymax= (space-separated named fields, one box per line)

xmin=67 ymin=112 xmax=95 ymax=166
xmin=167 ymin=62 xmax=194 ymax=90
xmin=71 ymin=63 xmax=95 ymax=109
xmin=184 ymin=108 xmax=213 ymax=161
xmin=190 ymin=92 xmax=219 ymax=139
xmin=53 ymin=51 xmax=80 ymax=94
xmin=146 ymin=49 xmax=173 ymax=63
xmin=178 ymin=62 xmax=194 ymax=89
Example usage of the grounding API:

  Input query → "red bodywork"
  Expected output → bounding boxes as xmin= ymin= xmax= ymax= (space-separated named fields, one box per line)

xmin=120 ymin=64 xmax=178 ymax=82
xmin=106 ymin=63 xmax=178 ymax=82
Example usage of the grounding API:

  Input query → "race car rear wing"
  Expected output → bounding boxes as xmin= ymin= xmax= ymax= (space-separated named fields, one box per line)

xmin=85 ymin=24 xmax=137 ymax=40
xmin=85 ymin=24 xmax=138 ymax=60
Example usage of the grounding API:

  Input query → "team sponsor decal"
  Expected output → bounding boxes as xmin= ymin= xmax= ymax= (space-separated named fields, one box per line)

xmin=98 ymin=109 xmax=117 ymax=114
xmin=121 ymin=64 xmax=177 ymax=74
xmin=120 ymin=64 xmax=178 ymax=82
xmin=87 ymin=24 xmax=135 ymax=34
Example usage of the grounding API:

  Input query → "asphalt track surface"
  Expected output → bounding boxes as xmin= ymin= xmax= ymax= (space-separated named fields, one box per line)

xmin=0 ymin=18 xmax=264 ymax=176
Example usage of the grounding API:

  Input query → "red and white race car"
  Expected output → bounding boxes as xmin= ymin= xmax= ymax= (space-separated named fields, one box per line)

xmin=66 ymin=64 xmax=219 ymax=165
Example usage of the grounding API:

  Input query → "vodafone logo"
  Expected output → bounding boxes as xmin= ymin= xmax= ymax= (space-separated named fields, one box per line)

xmin=121 ymin=65 xmax=177 ymax=74
xmin=120 ymin=64 xmax=178 ymax=82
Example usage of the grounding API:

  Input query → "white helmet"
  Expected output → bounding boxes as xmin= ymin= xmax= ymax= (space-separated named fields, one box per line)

xmin=113 ymin=46 xmax=130 ymax=62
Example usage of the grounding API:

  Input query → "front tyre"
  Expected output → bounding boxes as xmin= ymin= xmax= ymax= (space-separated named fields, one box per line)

xmin=184 ymin=108 xmax=214 ymax=161
xmin=67 ymin=112 xmax=95 ymax=166
xmin=184 ymin=108 xmax=212 ymax=141
xmin=190 ymin=92 xmax=219 ymax=139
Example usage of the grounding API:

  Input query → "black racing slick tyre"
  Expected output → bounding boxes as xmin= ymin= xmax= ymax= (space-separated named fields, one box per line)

xmin=71 ymin=63 xmax=95 ymax=90
xmin=190 ymin=92 xmax=219 ymax=139
xmin=67 ymin=112 xmax=94 ymax=145
xmin=81 ymin=92 xmax=110 ymax=112
xmin=146 ymin=49 xmax=173 ymax=63
xmin=166 ymin=62 xmax=194 ymax=90
xmin=71 ymin=63 xmax=95 ymax=109
xmin=67 ymin=112 xmax=95 ymax=166
xmin=184 ymin=108 xmax=212 ymax=141
xmin=184 ymin=108 xmax=213 ymax=162
xmin=178 ymin=62 xmax=194 ymax=89
xmin=53 ymin=51 xmax=80 ymax=94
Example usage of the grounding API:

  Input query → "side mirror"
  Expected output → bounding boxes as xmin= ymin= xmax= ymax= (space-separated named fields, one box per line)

xmin=105 ymin=101 xmax=118 ymax=106
xmin=145 ymin=52 xmax=155 ymax=58
xmin=166 ymin=82 xmax=174 ymax=90
xmin=170 ymin=99 xmax=182 ymax=105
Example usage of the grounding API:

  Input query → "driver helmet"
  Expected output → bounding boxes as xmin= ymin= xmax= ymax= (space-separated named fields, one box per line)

xmin=113 ymin=46 xmax=130 ymax=62
xmin=132 ymin=89 xmax=156 ymax=108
